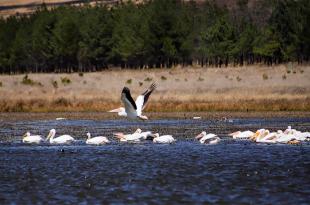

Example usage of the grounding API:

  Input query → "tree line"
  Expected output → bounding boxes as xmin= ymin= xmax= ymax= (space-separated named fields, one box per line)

xmin=0 ymin=0 xmax=309 ymax=74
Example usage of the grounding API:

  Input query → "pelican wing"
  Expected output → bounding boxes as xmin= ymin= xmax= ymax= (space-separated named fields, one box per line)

xmin=121 ymin=87 xmax=137 ymax=116
xmin=135 ymin=83 xmax=156 ymax=115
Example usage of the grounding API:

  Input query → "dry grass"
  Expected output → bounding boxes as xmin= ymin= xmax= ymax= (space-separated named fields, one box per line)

xmin=0 ymin=64 xmax=309 ymax=112
xmin=0 ymin=98 xmax=309 ymax=112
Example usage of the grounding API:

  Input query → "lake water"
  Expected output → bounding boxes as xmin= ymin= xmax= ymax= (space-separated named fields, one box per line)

xmin=0 ymin=114 xmax=309 ymax=204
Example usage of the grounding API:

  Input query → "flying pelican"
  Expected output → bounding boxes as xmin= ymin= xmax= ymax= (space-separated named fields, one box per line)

xmin=229 ymin=130 xmax=254 ymax=139
xmin=22 ymin=132 xmax=44 ymax=144
xmin=113 ymin=129 xmax=143 ymax=142
xmin=196 ymin=131 xmax=220 ymax=144
xmin=109 ymin=83 xmax=156 ymax=120
xmin=86 ymin=132 xmax=110 ymax=145
xmin=46 ymin=129 xmax=75 ymax=144
xmin=152 ymin=133 xmax=176 ymax=144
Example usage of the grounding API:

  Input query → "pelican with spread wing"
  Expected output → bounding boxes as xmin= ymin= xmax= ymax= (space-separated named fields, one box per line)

xmin=109 ymin=83 xmax=156 ymax=120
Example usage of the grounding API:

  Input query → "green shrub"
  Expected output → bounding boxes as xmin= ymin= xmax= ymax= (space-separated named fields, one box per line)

xmin=79 ymin=72 xmax=84 ymax=77
xmin=22 ymin=75 xmax=43 ymax=86
xmin=198 ymin=77 xmax=204 ymax=81
xmin=300 ymin=70 xmax=304 ymax=74
xmin=236 ymin=76 xmax=242 ymax=82
xmin=0 ymin=82 xmax=2 ymax=87
xmin=262 ymin=73 xmax=268 ymax=80
xmin=126 ymin=79 xmax=132 ymax=84
xmin=293 ymin=70 xmax=296 ymax=74
xmin=61 ymin=77 xmax=71 ymax=85
xmin=282 ymin=74 xmax=287 ymax=80
xmin=287 ymin=70 xmax=291 ymax=74
xmin=161 ymin=76 xmax=167 ymax=80
xmin=139 ymin=82 xmax=143 ymax=87
xmin=144 ymin=77 xmax=152 ymax=82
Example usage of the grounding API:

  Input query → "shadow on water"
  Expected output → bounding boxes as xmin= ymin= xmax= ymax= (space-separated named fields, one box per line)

xmin=0 ymin=114 xmax=309 ymax=204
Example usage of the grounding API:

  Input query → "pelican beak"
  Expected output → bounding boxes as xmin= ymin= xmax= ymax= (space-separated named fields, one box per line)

xmin=46 ymin=132 xmax=51 ymax=140
xmin=138 ymin=116 xmax=148 ymax=120
xmin=250 ymin=132 xmax=259 ymax=141
xmin=108 ymin=108 xmax=122 ymax=113
xmin=195 ymin=133 xmax=203 ymax=139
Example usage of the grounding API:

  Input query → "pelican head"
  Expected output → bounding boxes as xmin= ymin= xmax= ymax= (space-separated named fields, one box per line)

xmin=47 ymin=129 xmax=56 ymax=140
xmin=196 ymin=131 xmax=206 ymax=140
xmin=86 ymin=132 xmax=91 ymax=139
xmin=253 ymin=129 xmax=270 ymax=141
xmin=152 ymin=133 xmax=160 ymax=138
xmin=229 ymin=131 xmax=241 ymax=136
xmin=134 ymin=128 xmax=142 ymax=134
xmin=23 ymin=132 xmax=30 ymax=139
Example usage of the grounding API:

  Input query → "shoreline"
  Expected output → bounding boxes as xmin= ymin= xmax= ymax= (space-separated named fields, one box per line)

xmin=1 ymin=111 xmax=310 ymax=121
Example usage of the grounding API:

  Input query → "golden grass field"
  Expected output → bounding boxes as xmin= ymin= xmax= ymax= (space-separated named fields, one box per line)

xmin=0 ymin=64 xmax=309 ymax=112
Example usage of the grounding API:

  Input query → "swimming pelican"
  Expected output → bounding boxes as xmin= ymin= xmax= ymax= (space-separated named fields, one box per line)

xmin=282 ymin=126 xmax=310 ymax=141
xmin=250 ymin=129 xmax=267 ymax=141
xmin=196 ymin=131 xmax=221 ymax=144
xmin=114 ymin=129 xmax=143 ymax=142
xmin=86 ymin=132 xmax=110 ymax=145
xmin=22 ymin=132 xmax=44 ymax=144
xmin=152 ymin=133 xmax=175 ymax=144
xmin=46 ymin=129 xmax=75 ymax=144
xmin=276 ymin=133 xmax=297 ymax=143
xmin=108 ymin=83 xmax=156 ymax=120
xmin=256 ymin=130 xmax=278 ymax=143
xmin=229 ymin=130 xmax=254 ymax=139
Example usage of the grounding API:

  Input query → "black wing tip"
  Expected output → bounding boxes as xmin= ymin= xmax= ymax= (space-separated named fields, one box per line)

xmin=150 ymin=83 xmax=157 ymax=90
xmin=122 ymin=87 xmax=130 ymax=93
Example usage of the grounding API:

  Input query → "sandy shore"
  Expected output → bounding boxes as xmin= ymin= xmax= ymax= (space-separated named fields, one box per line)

xmin=0 ymin=64 xmax=309 ymax=112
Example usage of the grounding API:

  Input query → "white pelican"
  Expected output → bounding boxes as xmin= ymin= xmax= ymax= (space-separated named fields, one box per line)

xmin=108 ymin=83 xmax=156 ymax=120
xmin=46 ymin=129 xmax=75 ymax=144
xmin=283 ymin=126 xmax=310 ymax=141
xmin=276 ymin=133 xmax=297 ymax=143
xmin=22 ymin=132 xmax=44 ymax=144
xmin=196 ymin=131 xmax=220 ymax=144
xmin=113 ymin=129 xmax=143 ymax=142
xmin=86 ymin=132 xmax=110 ymax=145
xmin=256 ymin=130 xmax=278 ymax=143
xmin=152 ymin=133 xmax=176 ymax=144
xmin=229 ymin=130 xmax=254 ymax=139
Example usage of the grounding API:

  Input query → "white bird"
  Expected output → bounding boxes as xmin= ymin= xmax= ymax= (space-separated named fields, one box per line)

xmin=86 ymin=132 xmax=110 ymax=145
xmin=256 ymin=130 xmax=278 ymax=143
xmin=46 ymin=129 xmax=75 ymax=144
xmin=113 ymin=129 xmax=144 ymax=142
xmin=152 ymin=133 xmax=176 ymax=144
xmin=196 ymin=131 xmax=221 ymax=144
xmin=251 ymin=129 xmax=274 ymax=143
xmin=22 ymin=132 xmax=44 ymax=144
xmin=276 ymin=133 xmax=297 ymax=143
xmin=108 ymin=83 xmax=156 ymax=120
xmin=229 ymin=130 xmax=254 ymax=139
